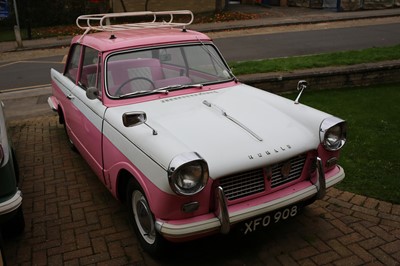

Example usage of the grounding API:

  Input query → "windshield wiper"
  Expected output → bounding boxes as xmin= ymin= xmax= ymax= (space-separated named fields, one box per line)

xmin=157 ymin=83 xmax=203 ymax=91
xmin=118 ymin=88 xmax=169 ymax=99
xmin=118 ymin=84 xmax=203 ymax=99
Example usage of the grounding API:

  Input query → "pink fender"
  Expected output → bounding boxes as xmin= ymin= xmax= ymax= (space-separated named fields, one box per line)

xmin=101 ymin=135 xmax=213 ymax=221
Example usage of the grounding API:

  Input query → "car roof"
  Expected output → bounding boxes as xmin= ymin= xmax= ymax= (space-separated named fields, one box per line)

xmin=72 ymin=28 xmax=212 ymax=52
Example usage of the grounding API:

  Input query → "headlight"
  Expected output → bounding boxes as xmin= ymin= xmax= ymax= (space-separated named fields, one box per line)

xmin=320 ymin=117 xmax=347 ymax=151
xmin=168 ymin=152 xmax=209 ymax=196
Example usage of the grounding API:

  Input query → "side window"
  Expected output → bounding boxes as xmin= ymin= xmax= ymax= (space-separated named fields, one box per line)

xmin=79 ymin=47 xmax=100 ymax=91
xmin=65 ymin=44 xmax=82 ymax=82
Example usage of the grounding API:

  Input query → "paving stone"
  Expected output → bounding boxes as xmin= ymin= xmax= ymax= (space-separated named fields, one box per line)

xmin=380 ymin=240 xmax=400 ymax=254
xmin=370 ymin=247 xmax=399 ymax=266
xmin=327 ymin=239 xmax=353 ymax=257
xmin=369 ymin=226 xmax=397 ymax=242
xmin=359 ymin=237 xmax=386 ymax=251
xmin=297 ymin=258 xmax=318 ymax=266
xmin=350 ymin=194 xmax=367 ymax=206
xmin=392 ymin=250 xmax=400 ymax=263
xmin=338 ymin=232 xmax=364 ymax=245
xmin=311 ymin=250 xmax=340 ymax=265
xmin=329 ymin=218 xmax=354 ymax=234
xmin=392 ymin=205 xmax=400 ymax=216
xmin=79 ymin=252 xmax=111 ymax=265
xmin=290 ymin=246 xmax=319 ymax=260
xmin=333 ymin=255 xmax=364 ymax=266
xmin=277 ymin=253 xmax=301 ymax=266
xmin=377 ymin=201 xmax=393 ymax=214
xmin=352 ymin=205 xmax=379 ymax=217
xmin=337 ymin=191 xmax=355 ymax=202
xmin=348 ymin=243 xmax=375 ymax=263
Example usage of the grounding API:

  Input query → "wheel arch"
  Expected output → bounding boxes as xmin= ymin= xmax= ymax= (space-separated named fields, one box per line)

xmin=116 ymin=169 xmax=132 ymax=203
xmin=57 ymin=105 xmax=65 ymax=125
xmin=116 ymin=168 xmax=150 ymax=204
xmin=115 ymin=166 xmax=162 ymax=212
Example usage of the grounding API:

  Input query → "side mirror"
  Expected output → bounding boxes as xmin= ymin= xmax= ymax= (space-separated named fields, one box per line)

xmin=122 ymin=111 xmax=147 ymax=127
xmin=86 ymin=87 xmax=99 ymax=100
xmin=294 ymin=80 xmax=308 ymax=104
xmin=122 ymin=111 xmax=158 ymax=135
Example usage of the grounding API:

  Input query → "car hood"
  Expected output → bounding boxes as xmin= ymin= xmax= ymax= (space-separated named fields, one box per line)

xmin=105 ymin=84 xmax=331 ymax=179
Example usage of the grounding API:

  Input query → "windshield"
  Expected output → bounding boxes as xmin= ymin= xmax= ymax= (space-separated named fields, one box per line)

xmin=105 ymin=44 xmax=234 ymax=98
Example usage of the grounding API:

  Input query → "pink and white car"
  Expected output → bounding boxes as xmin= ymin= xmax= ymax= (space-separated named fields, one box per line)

xmin=48 ymin=11 xmax=347 ymax=255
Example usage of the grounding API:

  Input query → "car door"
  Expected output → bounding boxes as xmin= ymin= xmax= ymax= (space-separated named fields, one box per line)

xmin=66 ymin=45 xmax=107 ymax=181
xmin=51 ymin=44 xmax=80 ymax=148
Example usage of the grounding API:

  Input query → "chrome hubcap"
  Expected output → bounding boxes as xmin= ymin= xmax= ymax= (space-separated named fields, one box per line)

xmin=132 ymin=190 xmax=155 ymax=244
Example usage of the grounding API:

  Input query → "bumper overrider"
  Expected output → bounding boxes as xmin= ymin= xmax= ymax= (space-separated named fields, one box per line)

xmin=155 ymin=158 xmax=345 ymax=241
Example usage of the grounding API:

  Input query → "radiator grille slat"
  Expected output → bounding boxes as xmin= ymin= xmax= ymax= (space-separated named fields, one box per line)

xmin=219 ymin=169 xmax=265 ymax=201
xmin=219 ymin=154 xmax=307 ymax=201
xmin=271 ymin=156 xmax=306 ymax=188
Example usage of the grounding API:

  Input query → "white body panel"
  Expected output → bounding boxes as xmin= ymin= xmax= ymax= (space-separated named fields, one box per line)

xmin=105 ymin=84 xmax=330 ymax=192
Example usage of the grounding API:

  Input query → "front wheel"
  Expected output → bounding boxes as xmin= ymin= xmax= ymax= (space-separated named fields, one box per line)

xmin=126 ymin=180 xmax=166 ymax=256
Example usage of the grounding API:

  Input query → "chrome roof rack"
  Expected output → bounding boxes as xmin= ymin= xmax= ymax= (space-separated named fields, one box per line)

xmin=76 ymin=10 xmax=194 ymax=36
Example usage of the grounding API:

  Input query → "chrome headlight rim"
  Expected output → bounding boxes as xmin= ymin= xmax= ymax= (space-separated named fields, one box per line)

xmin=168 ymin=152 xmax=209 ymax=196
xmin=320 ymin=117 xmax=347 ymax=151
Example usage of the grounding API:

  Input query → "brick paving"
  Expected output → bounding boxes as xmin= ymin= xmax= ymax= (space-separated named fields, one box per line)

xmin=2 ymin=114 xmax=400 ymax=265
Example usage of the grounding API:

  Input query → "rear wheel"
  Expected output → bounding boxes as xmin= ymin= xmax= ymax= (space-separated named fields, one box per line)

xmin=126 ymin=179 xmax=166 ymax=256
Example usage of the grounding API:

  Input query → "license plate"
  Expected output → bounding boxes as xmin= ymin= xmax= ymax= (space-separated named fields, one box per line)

xmin=241 ymin=205 xmax=300 ymax=235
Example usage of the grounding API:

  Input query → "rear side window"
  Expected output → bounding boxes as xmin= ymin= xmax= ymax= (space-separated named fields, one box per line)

xmin=79 ymin=47 xmax=100 ymax=91
xmin=65 ymin=44 xmax=82 ymax=83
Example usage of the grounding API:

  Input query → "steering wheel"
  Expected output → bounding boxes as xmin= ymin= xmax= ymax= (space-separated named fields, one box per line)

xmin=115 ymin=77 xmax=156 ymax=96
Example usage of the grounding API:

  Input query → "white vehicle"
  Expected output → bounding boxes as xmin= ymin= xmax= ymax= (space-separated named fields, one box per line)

xmin=48 ymin=11 xmax=347 ymax=255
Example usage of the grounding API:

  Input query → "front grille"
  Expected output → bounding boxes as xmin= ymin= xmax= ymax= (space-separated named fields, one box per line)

xmin=219 ymin=154 xmax=307 ymax=201
xmin=219 ymin=168 xmax=265 ymax=201
xmin=270 ymin=154 xmax=307 ymax=188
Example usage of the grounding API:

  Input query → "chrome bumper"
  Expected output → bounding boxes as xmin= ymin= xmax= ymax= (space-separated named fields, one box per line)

xmin=156 ymin=163 xmax=345 ymax=240
xmin=47 ymin=96 xmax=58 ymax=112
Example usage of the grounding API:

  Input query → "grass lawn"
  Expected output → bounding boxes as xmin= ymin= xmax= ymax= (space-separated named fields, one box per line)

xmin=230 ymin=45 xmax=400 ymax=75
xmin=283 ymin=83 xmax=400 ymax=204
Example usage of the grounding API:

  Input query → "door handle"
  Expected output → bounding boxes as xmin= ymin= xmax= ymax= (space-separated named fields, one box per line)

xmin=67 ymin=94 xmax=75 ymax=100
